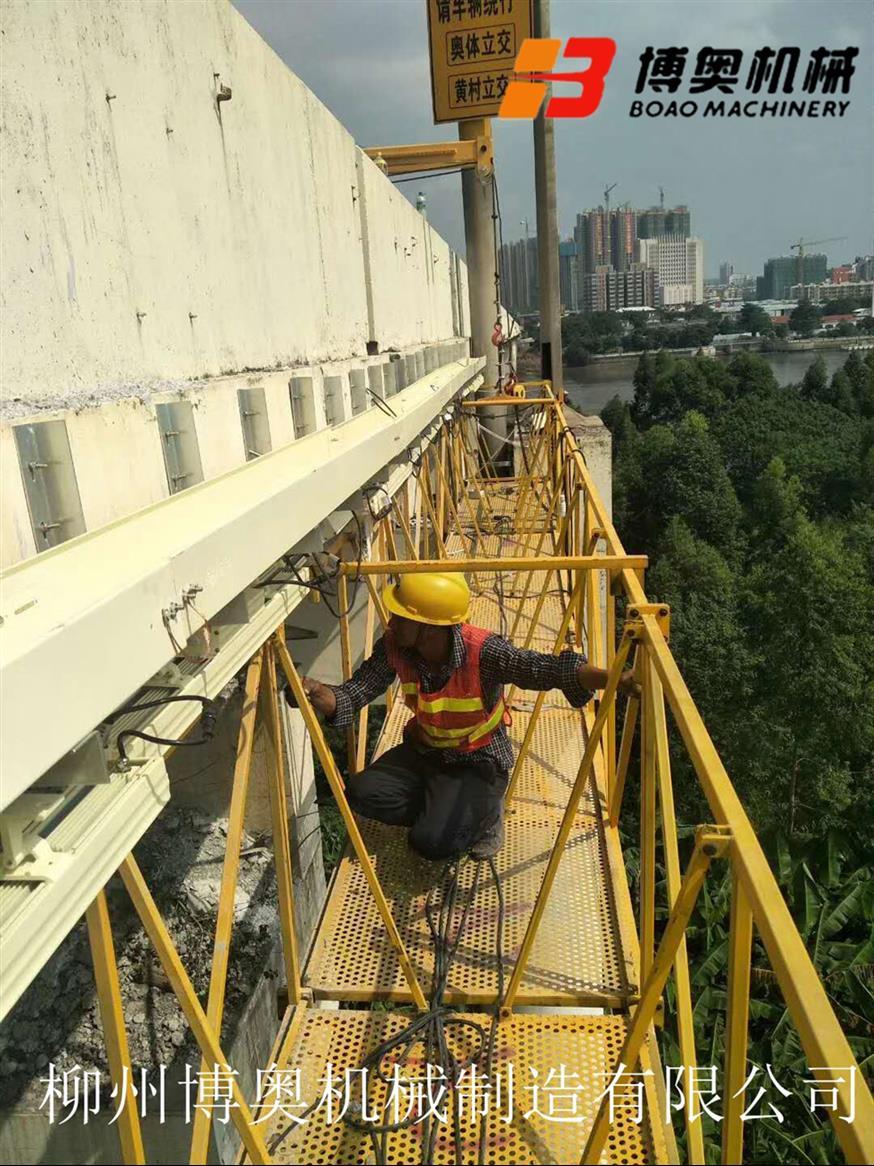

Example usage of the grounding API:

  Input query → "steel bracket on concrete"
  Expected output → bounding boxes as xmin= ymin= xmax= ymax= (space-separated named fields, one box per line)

xmin=364 ymin=133 xmax=492 ymax=178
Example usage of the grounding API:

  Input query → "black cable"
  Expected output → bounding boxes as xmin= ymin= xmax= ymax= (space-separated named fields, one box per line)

xmin=367 ymin=388 xmax=397 ymax=418
xmin=491 ymin=173 xmax=505 ymax=397
xmin=492 ymin=174 xmax=523 ymax=386
xmin=266 ymin=844 xmax=508 ymax=1163
xmin=109 ymin=695 xmax=219 ymax=765
xmin=284 ymin=509 xmax=365 ymax=622
xmin=105 ymin=694 xmax=214 ymax=722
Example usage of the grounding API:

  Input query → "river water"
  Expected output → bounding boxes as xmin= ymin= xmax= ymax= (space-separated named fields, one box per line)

xmin=563 ymin=349 xmax=853 ymax=416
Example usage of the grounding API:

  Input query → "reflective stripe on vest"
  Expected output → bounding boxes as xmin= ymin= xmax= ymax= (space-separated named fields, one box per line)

xmin=385 ymin=623 xmax=508 ymax=753
xmin=418 ymin=696 xmax=505 ymax=745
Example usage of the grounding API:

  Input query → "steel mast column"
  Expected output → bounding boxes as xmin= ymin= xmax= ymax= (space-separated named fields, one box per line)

xmin=459 ymin=117 xmax=506 ymax=466
xmin=533 ymin=0 xmax=563 ymax=391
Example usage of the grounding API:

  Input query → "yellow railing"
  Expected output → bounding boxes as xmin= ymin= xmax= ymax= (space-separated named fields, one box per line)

xmin=20 ymin=383 xmax=871 ymax=1166
xmin=487 ymin=387 xmax=874 ymax=1165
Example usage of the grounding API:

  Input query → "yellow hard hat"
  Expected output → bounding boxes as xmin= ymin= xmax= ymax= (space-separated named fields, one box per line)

xmin=383 ymin=572 xmax=470 ymax=625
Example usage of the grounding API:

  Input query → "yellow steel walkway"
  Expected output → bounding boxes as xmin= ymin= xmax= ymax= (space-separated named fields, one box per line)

xmin=305 ymin=516 xmax=631 ymax=1009
xmin=261 ymin=431 xmax=674 ymax=1163
xmin=56 ymin=386 xmax=871 ymax=1166
xmin=261 ymin=1009 xmax=664 ymax=1165
xmin=244 ymin=394 xmax=871 ymax=1165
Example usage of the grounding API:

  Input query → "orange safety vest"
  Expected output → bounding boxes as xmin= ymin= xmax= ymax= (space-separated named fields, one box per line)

xmin=384 ymin=623 xmax=511 ymax=753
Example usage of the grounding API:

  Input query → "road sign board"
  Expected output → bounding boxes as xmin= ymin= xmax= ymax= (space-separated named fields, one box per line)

xmin=426 ymin=0 xmax=534 ymax=124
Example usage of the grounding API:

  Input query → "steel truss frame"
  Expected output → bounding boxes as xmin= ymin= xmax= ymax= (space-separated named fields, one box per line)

xmin=8 ymin=391 xmax=871 ymax=1166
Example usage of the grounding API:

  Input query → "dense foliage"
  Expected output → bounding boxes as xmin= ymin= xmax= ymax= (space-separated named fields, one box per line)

xmin=602 ymin=348 xmax=874 ymax=1162
xmin=562 ymin=308 xmax=722 ymax=365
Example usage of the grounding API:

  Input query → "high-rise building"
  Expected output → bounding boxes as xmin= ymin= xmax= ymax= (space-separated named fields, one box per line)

xmin=500 ymin=235 xmax=539 ymax=315
xmin=611 ymin=208 xmax=638 ymax=272
xmin=580 ymin=263 xmax=657 ymax=313
xmin=559 ymin=240 xmax=579 ymax=312
xmin=756 ymin=254 xmax=827 ymax=300
xmin=574 ymin=207 xmax=638 ymax=278
xmin=574 ymin=209 xmax=609 ymax=275
xmin=719 ymin=261 xmax=734 ymax=285
xmin=637 ymin=205 xmax=691 ymax=240
xmin=637 ymin=237 xmax=704 ymax=305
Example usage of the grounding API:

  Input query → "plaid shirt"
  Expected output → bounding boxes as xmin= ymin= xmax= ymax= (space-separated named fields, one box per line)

xmin=329 ymin=624 xmax=593 ymax=773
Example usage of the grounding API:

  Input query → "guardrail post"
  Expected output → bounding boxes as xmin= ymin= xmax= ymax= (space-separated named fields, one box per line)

xmin=86 ymin=890 xmax=145 ymax=1165
xmin=722 ymin=864 xmax=753 ymax=1165
xmin=273 ymin=633 xmax=429 ymax=1010
xmin=648 ymin=652 xmax=704 ymax=1164
xmin=640 ymin=642 xmax=657 ymax=983
xmin=581 ymin=828 xmax=731 ymax=1165
xmin=337 ymin=573 xmax=357 ymax=775
xmin=263 ymin=641 xmax=303 ymax=1006
xmin=188 ymin=650 xmax=264 ymax=1164
xmin=605 ymin=572 xmax=618 ymax=789
xmin=609 ymin=657 xmax=639 ymax=828
xmin=117 ymin=856 xmax=273 ymax=1165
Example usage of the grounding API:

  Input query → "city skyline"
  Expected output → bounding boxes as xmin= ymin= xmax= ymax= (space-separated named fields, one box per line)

xmin=233 ymin=0 xmax=873 ymax=279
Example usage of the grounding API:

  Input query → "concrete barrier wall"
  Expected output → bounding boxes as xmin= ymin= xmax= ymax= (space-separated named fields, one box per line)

xmin=0 ymin=0 xmax=474 ymax=567
xmin=0 ymin=0 xmax=466 ymax=398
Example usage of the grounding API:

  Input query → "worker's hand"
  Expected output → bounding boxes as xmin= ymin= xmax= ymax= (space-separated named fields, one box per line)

xmin=402 ymin=716 xmax=430 ymax=748
xmin=293 ymin=676 xmax=337 ymax=718
xmin=618 ymin=670 xmax=641 ymax=699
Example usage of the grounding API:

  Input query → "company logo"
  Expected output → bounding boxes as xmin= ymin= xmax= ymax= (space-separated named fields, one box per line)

xmin=632 ymin=45 xmax=857 ymax=119
xmin=498 ymin=37 xmax=617 ymax=119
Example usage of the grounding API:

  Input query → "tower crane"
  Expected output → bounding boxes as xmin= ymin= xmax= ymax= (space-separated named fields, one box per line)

xmin=603 ymin=182 xmax=617 ymax=216
xmin=790 ymin=235 xmax=847 ymax=285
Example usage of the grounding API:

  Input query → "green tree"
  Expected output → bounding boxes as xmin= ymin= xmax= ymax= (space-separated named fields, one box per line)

xmin=738 ymin=301 xmax=773 ymax=335
xmin=635 ymin=412 xmax=743 ymax=561
xmin=630 ymin=350 xmax=669 ymax=422
xmin=828 ymin=369 xmax=858 ymax=414
xmin=648 ymin=518 xmax=752 ymax=797
xmin=800 ymin=355 xmax=828 ymax=401
xmin=723 ymin=351 xmax=779 ymax=397
xmin=738 ymin=460 xmax=874 ymax=832
xmin=790 ymin=299 xmax=821 ymax=337
xmin=713 ymin=389 xmax=861 ymax=516
xmin=843 ymin=350 xmax=874 ymax=416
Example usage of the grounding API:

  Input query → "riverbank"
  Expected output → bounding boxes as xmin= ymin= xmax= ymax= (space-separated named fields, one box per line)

xmin=566 ymin=348 xmax=855 ymax=416
xmin=518 ymin=343 xmax=864 ymax=417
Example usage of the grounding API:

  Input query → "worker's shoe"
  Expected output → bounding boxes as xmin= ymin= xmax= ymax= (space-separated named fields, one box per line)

xmin=470 ymin=803 xmax=505 ymax=860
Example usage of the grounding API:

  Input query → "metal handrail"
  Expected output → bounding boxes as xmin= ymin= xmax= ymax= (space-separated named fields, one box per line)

xmin=539 ymin=387 xmax=874 ymax=1165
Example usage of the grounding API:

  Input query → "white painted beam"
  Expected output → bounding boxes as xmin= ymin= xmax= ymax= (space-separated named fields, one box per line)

xmin=0 ymin=763 xmax=170 ymax=1018
xmin=0 ymin=572 xmax=315 ymax=1017
xmin=0 ymin=361 xmax=483 ymax=807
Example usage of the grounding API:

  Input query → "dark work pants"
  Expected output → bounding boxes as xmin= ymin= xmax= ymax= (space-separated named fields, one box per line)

xmin=345 ymin=741 xmax=508 ymax=861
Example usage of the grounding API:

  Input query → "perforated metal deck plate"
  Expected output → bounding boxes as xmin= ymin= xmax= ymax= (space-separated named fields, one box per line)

xmin=254 ymin=1008 xmax=666 ymax=1165
xmin=305 ymin=705 xmax=626 ymax=1006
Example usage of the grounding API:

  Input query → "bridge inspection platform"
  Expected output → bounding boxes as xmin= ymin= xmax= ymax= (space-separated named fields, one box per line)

xmin=229 ymin=388 xmax=870 ymax=1166
xmin=6 ymin=387 xmax=866 ymax=1166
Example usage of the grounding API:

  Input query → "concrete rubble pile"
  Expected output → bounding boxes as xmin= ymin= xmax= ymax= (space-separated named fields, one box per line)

xmin=0 ymin=806 xmax=281 ymax=1110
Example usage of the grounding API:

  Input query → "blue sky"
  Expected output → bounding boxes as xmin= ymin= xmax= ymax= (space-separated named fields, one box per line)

xmin=233 ymin=0 xmax=873 ymax=278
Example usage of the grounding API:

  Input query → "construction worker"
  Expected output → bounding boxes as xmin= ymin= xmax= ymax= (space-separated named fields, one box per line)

xmin=294 ymin=572 xmax=637 ymax=860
